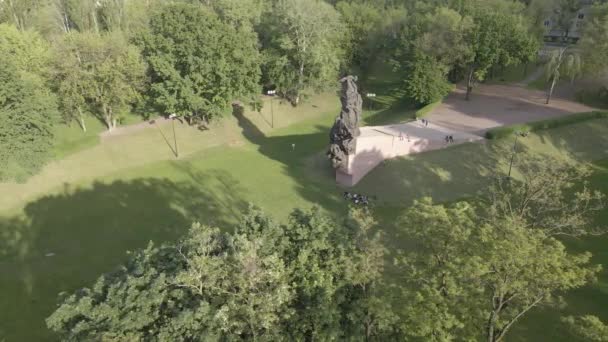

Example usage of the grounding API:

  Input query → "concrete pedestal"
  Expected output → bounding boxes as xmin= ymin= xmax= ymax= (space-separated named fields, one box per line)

xmin=336 ymin=121 xmax=483 ymax=186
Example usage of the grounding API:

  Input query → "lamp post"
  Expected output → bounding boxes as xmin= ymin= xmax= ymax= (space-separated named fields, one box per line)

xmin=507 ymin=131 xmax=527 ymax=178
xmin=169 ymin=113 xmax=178 ymax=158
xmin=366 ymin=93 xmax=376 ymax=111
xmin=266 ymin=90 xmax=276 ymax=128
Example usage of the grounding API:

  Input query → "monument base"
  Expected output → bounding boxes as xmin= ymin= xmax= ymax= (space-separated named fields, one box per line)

xmin=336 ymin=121 xmax=483 ymax=187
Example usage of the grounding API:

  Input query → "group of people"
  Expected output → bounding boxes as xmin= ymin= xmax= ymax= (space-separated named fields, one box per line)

xmin=343 ymin=192 xmax=372 ymax=206
xmin=445 ymin=135 xmax=455 ymax=144
xmin=419 ymin=118 xmax=429 ymax=127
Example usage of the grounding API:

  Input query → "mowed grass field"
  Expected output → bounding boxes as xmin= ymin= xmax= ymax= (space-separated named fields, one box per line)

xmin=1 ymin=65 xmax=607 ymax=340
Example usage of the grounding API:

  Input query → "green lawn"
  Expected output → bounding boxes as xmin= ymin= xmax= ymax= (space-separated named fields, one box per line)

xmin=1 ymin=65 xmax=608 ymax=341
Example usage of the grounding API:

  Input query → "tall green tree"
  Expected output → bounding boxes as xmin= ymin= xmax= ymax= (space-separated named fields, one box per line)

xmin=579 ymin=3 xmax=608 ymax=86
xmin=47 ymin=218 xmax=292 ymax=341
xmin=398 ymin=198 xmax=600 ymax=342
xmin=563 ymin=315 xmax=608 ymax=341
xmin=53 ymin=31 xmax=146 ymax=131
xmin=335 ymin=1 xmax=384 ymax=71
xmin=543 ymin=28 xmax=583 ymax=105
xmin=485 ymin=158 xmax=605 ymax=236
xmin=0 ymin=0 xmax=40 ymax=30
xmin=340 ymin=208 xmax=399 ymax=341
xmin=47 ymin=206 xmax=397 ymax=340
xmin=140 ymin=3 xmax=260 ymax=125
xmin=464 ymin=9 xmax=538 ymax=100
xmin=0 ymin=24 xmax=58 ymax=181
xmin=391 ymin=6 xmax=472 ymax=104
xmin=260 ymin=0 xmax=344 ymax=105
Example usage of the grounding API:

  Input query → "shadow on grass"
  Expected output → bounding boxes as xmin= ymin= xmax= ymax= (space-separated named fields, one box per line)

xmin=0 ymin=174 xmax=248 ymax=341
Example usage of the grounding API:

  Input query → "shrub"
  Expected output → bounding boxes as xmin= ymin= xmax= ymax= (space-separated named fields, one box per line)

xmin=485 ymin=111 xmax=608 ymax=139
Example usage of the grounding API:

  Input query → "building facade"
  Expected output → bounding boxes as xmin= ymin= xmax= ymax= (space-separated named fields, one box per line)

xmin=543 ymin=0 xmax=596 ymax=43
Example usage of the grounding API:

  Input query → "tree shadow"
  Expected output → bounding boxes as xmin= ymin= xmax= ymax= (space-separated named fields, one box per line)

xmin=0 ymin=175 xmax=248 ymax=341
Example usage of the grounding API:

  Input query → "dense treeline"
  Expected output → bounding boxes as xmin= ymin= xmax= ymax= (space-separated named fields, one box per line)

xmin=3 ymin=0 xmax=608 ymax=181
xmin=46 ymin=160 xmax=606 ymax=341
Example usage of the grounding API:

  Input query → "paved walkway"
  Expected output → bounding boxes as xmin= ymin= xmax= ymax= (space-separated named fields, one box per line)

xmin=338 ymin=121 xmax=485 ymax=186
xmin=339 ymin=82 xmax=595 ymax=186
xmin=425 ymin=84 xmax=594 ymax=135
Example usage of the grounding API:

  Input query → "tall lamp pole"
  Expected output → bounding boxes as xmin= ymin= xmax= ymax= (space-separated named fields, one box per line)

xmin=366 ymin=93 xmax=376 ymax=111
xmin=507 ymin=131 xmax=526 ymax=178
xmin=266 ymin=90 xmax=276 ymax=128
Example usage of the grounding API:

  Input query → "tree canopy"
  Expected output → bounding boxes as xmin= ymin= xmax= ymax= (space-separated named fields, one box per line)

xmin=140 ymin=3 xmax=260 ymax=124
xmin=0 ymin=24 xmax=58 ymax=181
xmin=47 ymin=207 xmax=396 ymax=340
xmin=53 ymin=31 xmax=146 ymax=131
xmin=260 ymin=0 xmax=344 ymax=105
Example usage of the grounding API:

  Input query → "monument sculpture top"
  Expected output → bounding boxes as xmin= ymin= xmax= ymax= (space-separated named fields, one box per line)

xmin=327 ymin=76 xmax=362 ymax=170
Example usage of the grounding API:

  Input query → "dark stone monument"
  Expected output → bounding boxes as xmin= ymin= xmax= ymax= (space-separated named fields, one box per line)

xmin=327 ymin=76 xmax=362 ymax=170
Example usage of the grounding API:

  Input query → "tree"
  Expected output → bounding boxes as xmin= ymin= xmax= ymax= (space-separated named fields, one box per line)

xmin=390 ymin=6 xmax=472 ymax=105
xmin=340 ymin=208 xmax=399 ymax=341
xmin=139 ymin=3 xmax=260 ymax=125
xmin=404 ymin=53 xmax=454 ymax=104
xmin=485 ymin=157 xmax=605 ymax=237
xmin=335 ymin=1 xmax=384 ymax=71
xmin=47 ymin=206 xmax=397 ymax=340
xmin=398 ymin=197 xmax=601 ymax=342
xmin=260 ymin=0 xmax=344 ymax=105
xmin=397 ymin=198 xmax=483 ymax=341
xmin=206 ymin=0 xmax=264 ymax=29
xmin=279 ymin=207 xmax=347 ymax=340
xmin=563 ymin=315 xmax=608 ymax=342
xmin=0 ymin=23 xmax=51 ymax=77
xmin=53 ymin=31 xmax=146 ymax=131
xmin=0 ymin=24 xmax=58 ymax=182
xmin=0 ymin=0 xmax=40 ymax=30
xmin=464 ymin=10 xmax=538 ymax=100
xmin=579 ymin=3 xmax=608 ymax=86
xmin=543 ymin=46 xmax=581 ymax=104
xmin=47 ymin=219 xmax=292 ymax=341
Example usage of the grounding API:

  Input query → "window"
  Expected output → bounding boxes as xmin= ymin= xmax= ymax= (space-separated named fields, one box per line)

xmin=544 ymin=20 xmax=551 ymax=26
xmin=578 ymin=13 xmax=585 ymax=19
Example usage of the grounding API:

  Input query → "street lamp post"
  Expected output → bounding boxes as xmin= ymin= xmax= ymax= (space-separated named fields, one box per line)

xmin=507 ymin=131 xmax=527 ymax=178
xmin=266 ymin=90 xmax=276 ymax=128
xmin=366 ymin=93 xmax=376 ymax=111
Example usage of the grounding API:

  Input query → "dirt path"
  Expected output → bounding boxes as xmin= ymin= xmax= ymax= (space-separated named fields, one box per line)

xmin=425 ymin=83 xmax=594 ymax=135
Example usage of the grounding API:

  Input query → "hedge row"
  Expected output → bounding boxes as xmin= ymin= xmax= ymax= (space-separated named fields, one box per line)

xmin=485 ymin=111 xmax=608 ymax=140
xmin=415 ymin=100 xmax=442 ymax=118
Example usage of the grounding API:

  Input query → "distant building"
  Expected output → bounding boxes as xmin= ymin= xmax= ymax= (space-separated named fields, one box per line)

xmin=543 ymin=0 xmax=595 ymax=43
